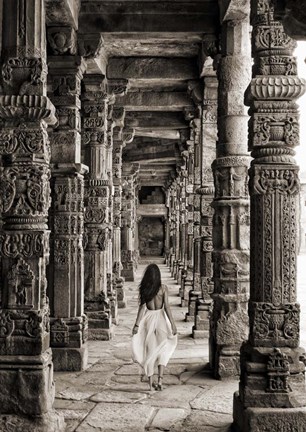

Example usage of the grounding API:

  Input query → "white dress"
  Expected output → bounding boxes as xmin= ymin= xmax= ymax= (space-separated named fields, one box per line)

xmin=132 ymin=306 xmax=177 ymax=377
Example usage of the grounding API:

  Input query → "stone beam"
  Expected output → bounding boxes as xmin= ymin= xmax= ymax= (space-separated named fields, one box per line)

xmin=125 ymin=112 xmax=188 ymax=129
xmin=116 ymin=92 xmax=194 ymax=111
xmin=107 ymin=57 xmax=198 ymax=81
xmin=45 ymin=0 xmax=80 ymax=28
xmin=134 ymin=129 xmax=180 ymax=140
xmin=138 ymin=204 xmax=167 ymax=217
xmin=79 ymin=1 xmax=219 ymax=33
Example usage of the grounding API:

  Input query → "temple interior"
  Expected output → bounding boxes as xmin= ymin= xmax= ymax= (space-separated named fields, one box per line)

xmin=1 ymin=0 xmax=306 ymax=431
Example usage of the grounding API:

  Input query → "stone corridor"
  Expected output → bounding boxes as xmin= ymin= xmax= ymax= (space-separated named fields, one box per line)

xmin=53 ymin=260 xmax=238 ymax=432
xmin=50 ymin=255 xmax=306 ymax=431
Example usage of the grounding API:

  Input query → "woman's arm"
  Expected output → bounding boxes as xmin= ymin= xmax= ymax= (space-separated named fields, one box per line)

xmin=132 ymin=303 xmax=146 ymax=335
xmin=163 ymin=285 xmax=177 ymax=335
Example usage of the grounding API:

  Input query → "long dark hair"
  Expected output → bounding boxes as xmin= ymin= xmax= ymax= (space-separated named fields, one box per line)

xmin=139 ymin=264 xmax=161 ymax=305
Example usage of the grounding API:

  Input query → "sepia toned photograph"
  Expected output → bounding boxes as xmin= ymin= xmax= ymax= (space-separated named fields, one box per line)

xmin=1 ymin=0 xmax=306 ymax=431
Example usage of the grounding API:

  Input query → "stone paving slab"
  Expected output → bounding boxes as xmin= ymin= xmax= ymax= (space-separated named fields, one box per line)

xmin=190 ymin=381 xmax=239 ymax=414
xmin=57 ymin=388 xmax=97 ymax=401
xmin=140 ymin=384 xmax=203 ymax=409
xmin=110 ymin=373 xmax=181 ymax=385
xmin=149 ymin=407 xmax=189 ymax=430
xmin=169 ymin=410 xmax=233 ymax=432
xmin=75 ymin=403 xmax=155 ymax=432
xmin=89 ymin=389 xmax=147 ymax=404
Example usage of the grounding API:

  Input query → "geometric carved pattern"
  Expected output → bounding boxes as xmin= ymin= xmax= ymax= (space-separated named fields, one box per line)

xmin=267 ymin=348 xmax=290 ymax=393
xmin=250 ymin=302 xmax=299 ymax=348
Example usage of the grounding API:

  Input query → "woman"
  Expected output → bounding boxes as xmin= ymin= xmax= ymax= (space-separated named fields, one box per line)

xmin=132 ymin=263 xmax=178 ymax=391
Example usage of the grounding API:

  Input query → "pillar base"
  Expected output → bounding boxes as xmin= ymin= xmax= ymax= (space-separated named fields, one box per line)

xmin=0 ymin=411 xmax=66 ymax=432
xmin=116 ymin=277 xmax=127 ymax=309
xmin=0 ymin=349 xmax=55 ymax=416
xmin=118 ymin=299 xmax=127 ymax=308
xmin=192 ymin=299 xmax=211 ymax=338
xmin=109 ymin=297 xmax=119 ymax=325
xmin=233 ymin=392 xmax=306 ymax=431
xmin=122 ymin=269 xmax=134 ymax=281
xmin=211 ymin=349 xmax=240 ymax=380
xmin=86 ymin=310 xmax=113 ymax=340
xmin=88 ymin=328 xmax=113 ymax=340
xmin=185 ymin=290 xmax=201 ymax=321
xmin=192 ymin=328 xmax=209 ymax=339
xmin=52 ymin=346 xmax=88 ymax=372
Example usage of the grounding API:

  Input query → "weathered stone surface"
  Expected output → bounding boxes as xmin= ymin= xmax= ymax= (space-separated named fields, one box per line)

xmin=169 ymin=410 xmax=232 ymax=432
xmin=52 ymin=347 xmax=88 ymax=372
xmin=116 ymin=92 xmax=194 ymax=111
xmin=90 ymin=390 xmax=147 ymax=403
xmin=234 ymin=402 xmax=306 ymax=432
xmin=0 ymin=411 xmax=66 ymax=432
xmin=150 ymin=407 xmax=189 ymax=430
xmin=140 ymin=385 xmax=202 ymax=409
xmin=114 ymin=363 xmax=143 ymax=375
xmin=125 ymin=112 xmax=188 ymax=129
xmin=190 ymin=381 xmax=238 ymax=414
xmin=54 ymin=399 xmax=96 ymax=411
xmin=57 ymin=389 xmax=97 ymax=401
xmin=79 ymin=1 xmax=219 ymax=33
xmin=108 ymin=57 xmax=198 ymax=80
xmin=76 ymin=403 xmax=154 ymax=432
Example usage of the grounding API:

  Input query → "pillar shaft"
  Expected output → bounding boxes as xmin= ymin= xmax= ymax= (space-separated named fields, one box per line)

xmin=82 ymin=75 xmax=112 ymax=340
xmin=185 ymin=115 xmax=202 ymax=317
xmin=234 ymin=1 xmax=306 ymax=429
xmin=210 ymin=18 xmax=251 ymax=379
xmin=193 ymin=73 xmax=217 ymax=338
xmin=0 ymin=0 xmax=64 ymax=428
xmin=48 ymin=50 xmax=88 ymax=371
xmin=121 ymin=163 xmax=139 ymax=281
xmin=112 ymin=114 xmax=126 ymax=308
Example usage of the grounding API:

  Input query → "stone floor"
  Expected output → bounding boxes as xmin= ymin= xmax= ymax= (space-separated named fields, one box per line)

xmin=54 ymin=255 xmax=306 ymax=431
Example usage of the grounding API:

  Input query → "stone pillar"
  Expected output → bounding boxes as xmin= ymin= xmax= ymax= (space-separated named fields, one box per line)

xmin=112 ymin=109 xmax=126 ymax=308
xmin=182 ymin=141 xmax=195 ymax=308
xmin=193 ymin=73 xmax=217 ymax=338
xmin=177 ymin=170 xmax=187 ymax=289
xmin=234 ymin=1 xmax=306 ymax=429
xmin=47 ymin=40 xmax=88 ymax=371
xmin=0 ymin=0 xmax=64 ymax=429
xmin=186 ymin=113 xmax=203 ymax=320
xmin=121 ymin=163 xmax=139 ymax=281
xmin=168 ymin=184 xmax=177 ymax=273
xmin=82 ymin=74 xmax=112 ymax=340
xmin=164 ymin=213 xmax=170 ymax=263
xmin=105 ymin=107 xmax=119 ymax=325
xmin=210 ymin=18 xmax=251 ymax=379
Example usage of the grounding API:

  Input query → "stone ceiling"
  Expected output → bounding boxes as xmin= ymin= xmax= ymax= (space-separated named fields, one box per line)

xmin=46 ymin=0 xmax=221 ymax=187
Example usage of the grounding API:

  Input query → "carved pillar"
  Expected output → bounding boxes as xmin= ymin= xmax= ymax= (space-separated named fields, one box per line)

xmin=181 ymin=140 xmax=195 ymax=308
xmin=186 ymin=113 xmax=203 ymax=320
xmin=193 ymin=72 xmax=217 ymax=338
xmin=0 ymin=0 xmax=64 ymax=428
xmin=47 ymin=37 xmax=88 ymax=371
xmin=105 ymin=109 xmax=118 ymax=325
xmin=177 ymin=170 xmax=187 ymax=287
xmin=233 ymin=1 xmax=306 ymax=429
xmin=168 ymin=184 xmax=177 ymax=274
xmin=82 ymin=75 xmax=112 ymax=340
xmin=210 ymin=18 xmax=251 ymax=379
xmin=121 ymin=163 xmax=139 ymax=282
xmin=112 ymin=109 xmax=126 ymax=308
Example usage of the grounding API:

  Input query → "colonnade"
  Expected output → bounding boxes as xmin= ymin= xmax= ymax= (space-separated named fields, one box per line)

xmin=0 ymin=0 xmax=306 ymax=430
